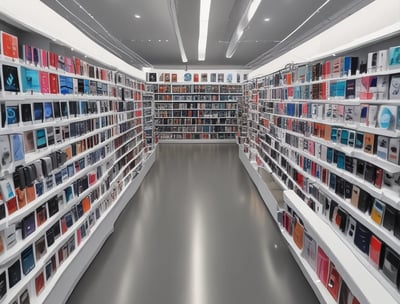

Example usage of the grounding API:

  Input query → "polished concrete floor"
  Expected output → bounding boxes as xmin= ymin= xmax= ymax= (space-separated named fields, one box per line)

xmin=66 ymin=144 xmax=318 ymax=304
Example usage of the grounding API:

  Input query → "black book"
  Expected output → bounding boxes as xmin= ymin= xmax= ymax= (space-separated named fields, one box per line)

xmin=383 ymin=205 xmax=397 ymax=232
xmin=345 ymin=79 xmax=356 ymax=99
xmin=0 ymin=271 xmax=6 ymax=301
xmin=358 ymin=190 xmax=373 ymax=213
xmin=354 ymin=222 xmax=372 ymax=255
xmin=21 ymin=212 xmax=36 ymax=239
xmin=8 ymin=259 xmax=21 ymax=288
xmin=47 ymin=197 xmax=59 ymax=217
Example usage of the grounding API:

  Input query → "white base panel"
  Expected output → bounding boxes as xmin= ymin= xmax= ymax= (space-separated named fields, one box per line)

xmin=42 ymin=150 xmax=157 ymax=304
xmin=239 ymin=148 xmax=279 ymax=222
xmin=159 ymin=139 xmax=236 ymax=144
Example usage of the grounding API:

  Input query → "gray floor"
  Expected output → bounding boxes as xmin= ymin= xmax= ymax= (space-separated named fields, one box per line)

xmin=66 ymin=144 xmax=318 ymax=304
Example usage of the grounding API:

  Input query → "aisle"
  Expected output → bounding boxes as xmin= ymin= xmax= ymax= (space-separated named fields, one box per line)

xmin=66 ymin=144 xmax=318 ymax=304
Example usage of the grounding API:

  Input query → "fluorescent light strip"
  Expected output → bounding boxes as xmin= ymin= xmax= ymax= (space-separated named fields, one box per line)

xmin=198 ymin=0 xmax=211 ymax=61
xmin=169 ymin=0 xmax=188 ymax=63
xmin=226 ymin=0 xmax=261 ymax=59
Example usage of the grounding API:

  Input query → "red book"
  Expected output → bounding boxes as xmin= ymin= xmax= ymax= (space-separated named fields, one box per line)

xmin=1 ymin=31 xmax=19 ymax=58
xmin=327 ymin=262 xmax=341 ymax=301
xmin=39 ymin=71 xmax=50 ymax=94
xmin=77 ymin=229 xmax=82 ymax=246
xmin=35 ymin=271 xmax=45 ymax=296
xmin=49 ymin=52 xmax=57 ymax=69
xmin=75 ymin=58 xmax=81 ymax=75
xmin=49 ymin=73 xmax=59 ymax=94
xmin=317 ymin=246 xmax=330 ymax=286
xmin=40 ymin=49 xmax=48 ymax=68
xmin=369 ymin=235 xmax=382 ymax=268
xmin=193 ymin=74 xmax=199 ymax=82
xmin=6 ymin=196 xmax=18 ymax=215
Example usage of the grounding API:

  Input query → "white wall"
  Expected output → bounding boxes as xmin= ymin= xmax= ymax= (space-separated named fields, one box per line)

xmin=0 ymin=0 xmax=146 ymax=80
xmin=249 ymin=0 xmax=400 ymax=79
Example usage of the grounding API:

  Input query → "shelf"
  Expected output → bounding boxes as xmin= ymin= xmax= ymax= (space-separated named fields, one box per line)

xmin=158 ymin=139 xmax=236 ymax=144
xmin=283 ymin=190 xmax=398 ymax=304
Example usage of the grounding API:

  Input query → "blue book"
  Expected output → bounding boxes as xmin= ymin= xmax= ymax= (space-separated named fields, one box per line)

xmin=59 ymin=76 xmax=73 ymax=94
xmin=343 ymin=57 xmax=352 ymax=76
xmin=20 ymin=67 xmax=40 ymax=92
xmin=21 ymin=245 xmax=35 ymax=275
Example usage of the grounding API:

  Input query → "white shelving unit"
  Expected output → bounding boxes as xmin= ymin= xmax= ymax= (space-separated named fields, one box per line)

xmin=152 ymin=83 xmax=241 ymax=142
xmin=0 ymin=31 xmax=156 ymax=303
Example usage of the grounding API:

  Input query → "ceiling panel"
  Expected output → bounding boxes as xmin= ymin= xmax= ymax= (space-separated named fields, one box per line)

xmin=41 ymin=0 xmax=373 ymax=69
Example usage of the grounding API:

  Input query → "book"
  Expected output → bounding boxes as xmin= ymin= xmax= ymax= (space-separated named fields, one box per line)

xmin=0 ymin=271 xmax=5 ymax=301
xmin=21 ymin=212 xmax=36 ymax=239
xmin=20 ymin=67 xmax=40 ymax=92
xmin=8 ymin=259 xmax=21 ymax=288
xmin=49 ymin=73 xmax=59 ymax=94
xmin=21 ymin=245 xmax=35 ymax=275
xmin=35 ymin=272 xmax=45 ymax=296
xmin=35 ymin=235 xmax=47 ymax=261
xmin=367 ymin=51 xmax=378 ymax=73
xmin=1 ymin=32 xmax=19 ymax=59
xmin=2 ymin=65 xmax=20 ymax=92
xmin=327 ymin=262 xmax=341 ymax=301
xmin=389 ymin=74 xmax=400 ymax=99
xmin=0 ymin=178 xmax=17 ymax=215
xmin=388 ymin=46 xmax=400 ymax=69
xmin=317 ymin=246 xmax=330 ymax=286
xmin=378 ymin=105 xmax=397 ymax=129
xmin=10 ymin=134 xmax=24 ymax=164
xmin=369 ymin=235 xmax=383 ymax=268
xmin=20 ymin=289 xmax=30 ymax=304
xmin=39 ymin=71 xmax=50 ymax=94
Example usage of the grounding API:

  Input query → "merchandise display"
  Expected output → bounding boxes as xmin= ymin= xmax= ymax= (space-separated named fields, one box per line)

xmin=152 ymin=81 xmax=241 ymax=141
xmin=0 ymin=29 xmax=156 ymax=303
xmin=239 ymin=43 xmax=400 ymax=303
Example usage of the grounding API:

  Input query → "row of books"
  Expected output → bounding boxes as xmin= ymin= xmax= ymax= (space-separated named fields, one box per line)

xmin=154 ymin=94 xmax=240 ymax=101
xmin=148 ymin=72 xmax=244 ymax=84
xmin=269 ymin=116 xmax=400 ymax=166
xmin=0 ymin=139 xmax=112 ymax=220
xmin=158 ymin=133 xmax=236 ymax=140
xmin=156 ymin=126 xmax=237 ymax=133
xmin=155 ymin=118 xmax=237 ymax=125
xmin=0 ymin=63 xmax=144 ymax=101
xmin=170 ymin=103 xmax=237 ymax=110
xmin=0 ymin=31 xmax=112 ymax=82
xmin=273 ymin=102 xmax=400 ymax=131
xmin=263 ymin=45 xmax=400 ymax=87
xmin=259 ymin=139 xmax=400 ymax=244
xmin=155 ymin=111 xmax=237 ymax=118
xmin=154 ymin=84 xmax=242 ymax=94
xmin=278 ymin=209 xmax=360 ymax=303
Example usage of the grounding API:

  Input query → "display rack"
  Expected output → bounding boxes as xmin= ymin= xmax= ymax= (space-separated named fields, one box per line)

xmin=143 ymin=85 xmax=156 ymax=154
xmin=0 ymin=30 xmax=156 ymax=304
xmin=239 ymin=44 xmax=400 ymax=303
xmin=152 ymin=83 xmax=241 ymax=142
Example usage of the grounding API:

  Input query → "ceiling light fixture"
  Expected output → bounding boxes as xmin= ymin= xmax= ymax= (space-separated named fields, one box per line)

xmin=264 ymin=18 xmax=270 ymax=22
xmin=198 ymin=0 xmax=211 ymax=61
xmin=133 ymin=14 xmax=141 ymax=19
xmin=168 ymin=0 xmax=188 ymax=63
xmin=226 ymin=0 xmax=262 ymax=58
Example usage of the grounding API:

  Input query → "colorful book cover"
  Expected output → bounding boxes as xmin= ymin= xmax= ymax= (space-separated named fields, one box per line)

xmin=49 ymin=73 xmax=59 ymax=94
xmin=388 ymin=46 xmax=400 ymax=69
xmin=1 ymin=31 xmax=19 ymax=59
xmin=40 ymin=49 xmax=48 ymax=68
xmin=39 ymin=71 xmax=50 ymax=94
xmin=20 ymin=67 xmax=40 ymax=92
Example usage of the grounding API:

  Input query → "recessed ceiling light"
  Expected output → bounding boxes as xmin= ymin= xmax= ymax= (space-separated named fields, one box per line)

xmin=264 ymin=18 xmax=270 ymax=22
xmin=166 ymin=40 xmax=169 ymax=42
xmin=158 ymin=39 xmax=162 ymax=42
xmin=84 ymin=55 xmax=87 ymax=58
xmin=148 ymin=39 xmax=152 ymax=42
xmin=71 ymin=47 xmax=74 ymax=51
xmin=332 ymin=53 xmax=336 ymax=56
xmin=134 ymin=14 xmax=141 ymax=19
xmin=255 ymin=40 xmax=259 ymax=43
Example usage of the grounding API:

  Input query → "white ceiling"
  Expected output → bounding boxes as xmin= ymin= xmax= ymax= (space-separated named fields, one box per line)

xmin=41 ymin=0 xmax=373 ymax=69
